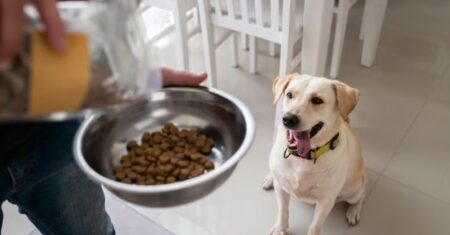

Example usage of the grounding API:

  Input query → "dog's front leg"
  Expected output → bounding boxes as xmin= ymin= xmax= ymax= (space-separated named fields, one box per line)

xmin=271 ymin=181 xmax=290 ymax=235
xmin=307 ymin=199 xmax=335 ymax=235
xmin=262 ymin=173 xmax=274 ymax=190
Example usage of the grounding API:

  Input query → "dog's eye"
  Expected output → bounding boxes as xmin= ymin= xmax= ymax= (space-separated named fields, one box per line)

xmin=286 ymin=92 xmax=293 ymax=99
xmin=311 ymin=97 xmax=324 ymax=105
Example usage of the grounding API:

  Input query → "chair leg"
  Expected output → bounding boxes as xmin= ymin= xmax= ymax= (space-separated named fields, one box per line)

xmin=241 ymin=33 xmax=248 ymax=50
xmin=198 ymin=0 xmax=217 ymax=87
xmin=173 ymin=0 xmax=189 ymax=71
xmin=360 ymin=0 xmax=369 ymax=40
xmin=301 ymin=0 xmax=334 ymax=76
xmin=330 ymin=0 xmax=350 ymax=79
xmin=194 ymin=6 xmax=201 ymax=33
xmin=279 ymin=0 xmax=296 ymax=76
xmin=230 ymin=33 xmax=238 ymax=67
xmin=269 ymin=42 xmax=277 ymax=57
xmin=249 ymin=36 xmax=257 ymax=74
xmin=279 ymin=44 xmax=292 ymax=76
xmin=361 ymin=0 xmax=387 ymax=67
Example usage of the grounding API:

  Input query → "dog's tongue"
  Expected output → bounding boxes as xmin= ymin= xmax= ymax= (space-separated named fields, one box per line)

xmin=290 ymin=131 xmax=311 ymax=157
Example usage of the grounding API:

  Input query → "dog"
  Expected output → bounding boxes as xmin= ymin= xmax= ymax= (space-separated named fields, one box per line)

xmin=263 ymin=74 xmax=365 ymax=235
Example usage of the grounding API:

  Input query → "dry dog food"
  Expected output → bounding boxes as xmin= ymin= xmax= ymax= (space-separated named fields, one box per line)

xmin=114 ymin=123 xmax=215 ymax=185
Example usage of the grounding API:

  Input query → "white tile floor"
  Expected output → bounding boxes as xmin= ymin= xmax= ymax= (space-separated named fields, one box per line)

xmin=3 ymin=0 xmax=450 ymax=234
xmin=26 ymin=190 xmax=174 ymax=235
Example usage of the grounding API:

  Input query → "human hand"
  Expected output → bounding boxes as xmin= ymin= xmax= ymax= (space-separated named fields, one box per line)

xmin=0 ymin=0 xmax=66 ymax=70
xmin=161 ymin=67 xmax=207 ymax=87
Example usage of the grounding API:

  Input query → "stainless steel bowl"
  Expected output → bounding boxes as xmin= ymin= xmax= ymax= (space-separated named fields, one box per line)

xmin=74 ymin=87 xmax=255 ymax=207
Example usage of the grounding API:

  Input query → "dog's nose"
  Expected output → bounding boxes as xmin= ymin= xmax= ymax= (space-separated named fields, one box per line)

xmin=282 ymin=113 xmax=300 ymax=129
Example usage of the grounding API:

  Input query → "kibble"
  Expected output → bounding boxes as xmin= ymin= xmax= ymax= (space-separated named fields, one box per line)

xmin=145 ymin=178 xmax=155 ymax=185
xmin=142 ymin=132 xmax=151 ymax=142
xmin=195 ymin=139 xmax=205 ymax=148
xmin=178 ymin=130 xmax=188 ymax=138
xmin=128 ymin=172 xmax=138 ymax=180
xmin=159 ymin=154 xmax=170 ymax=164
xmin=190 ymin=153 xmax=202 ymax=161
xmin=156 ymin=175 xmax=165 ymax=182
xmin=170 ymin=158 xmax=179 ymax=165
xmin=204 ymin=160 xmax=215 ymax=170
xmin=115 ymin=123 xmax=216 ymax=185
xmin=166 ymin=176 xmax=176 ymax=183
xmin=126 ymin=140 xmax=138 ymax=151
xmin=201 ymin=146 xmax=212 ymax=154
xmin=177 ymin=160 xmax=189 ymax=167
xmin=152 ymin=148 xmax=162 ymax=157
xmin=180 ymin=168 xmax=190 ymax=177
xmin=116 ymin=171 xmax=126 ymax=181
xmin=160 ymin=142 xmax=170 ymax=150
xmin=122 ymin=161 xmax=132 ymax=168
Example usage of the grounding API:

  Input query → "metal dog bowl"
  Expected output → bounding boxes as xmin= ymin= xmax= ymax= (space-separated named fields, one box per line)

xmin=74 ymin=87 xmax=255 ymax=207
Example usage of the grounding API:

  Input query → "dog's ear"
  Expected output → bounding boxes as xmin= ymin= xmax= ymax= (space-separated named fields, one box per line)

xmin=333 ymin=81 xmax=360 ymax=119
xmin=272 ymin=75 xmax=294 ymax=104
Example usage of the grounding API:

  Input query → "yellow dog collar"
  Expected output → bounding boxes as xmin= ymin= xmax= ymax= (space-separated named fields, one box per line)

xmin=284 ymin=133 xmax=340 ymax=163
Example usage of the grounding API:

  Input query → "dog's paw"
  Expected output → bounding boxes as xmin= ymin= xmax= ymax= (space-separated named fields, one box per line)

xmin=262 ymin=175 xmax=274 ymax=190
xmin=270 ymin=225 xmax=287 ymax=235
xmin=307 ymin=229 xmax=320 ymax=235
xmin=346 ymin=203 xmax=362 ymax=225
xmin=306 ymin=226 xmax=321 ymax=235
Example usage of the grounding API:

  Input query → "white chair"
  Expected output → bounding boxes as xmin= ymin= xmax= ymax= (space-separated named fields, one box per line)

xmin=330 ymin=0 xmax=387 ymax=78
xmin=197 ymin=0 xmax=303 ymax=87
xmin=140 ymin=0 xmax=200 ymax=71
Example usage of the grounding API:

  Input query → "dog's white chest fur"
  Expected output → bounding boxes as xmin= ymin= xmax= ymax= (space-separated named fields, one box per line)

xmin=270 ymin=134 xmax=344 ymax=203
xmin=275 ymin=167 xmax=323 ymax=203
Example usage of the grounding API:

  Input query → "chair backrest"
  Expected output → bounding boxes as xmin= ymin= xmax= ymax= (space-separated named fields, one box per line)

xmin=208 ymin=0 xmax=302 ymax=43
xmin=143 ymin=0 xmax=197 ymax=11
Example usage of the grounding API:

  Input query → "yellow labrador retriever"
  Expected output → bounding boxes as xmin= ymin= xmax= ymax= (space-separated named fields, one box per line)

xmin=263 ymin=74 xmax=365 ymax=235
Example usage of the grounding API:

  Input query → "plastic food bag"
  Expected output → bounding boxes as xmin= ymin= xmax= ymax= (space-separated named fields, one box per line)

xmin=0 ymin=0 xmax=161 ymax=121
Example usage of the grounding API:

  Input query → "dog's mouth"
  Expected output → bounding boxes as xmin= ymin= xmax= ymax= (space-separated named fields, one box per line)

xmin=287 ymin=122 xmax=324 ymax=157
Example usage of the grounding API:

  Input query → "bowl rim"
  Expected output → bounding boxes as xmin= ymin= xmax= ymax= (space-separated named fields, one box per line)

xmin=73 ymin=86 xmax=255 ymax=194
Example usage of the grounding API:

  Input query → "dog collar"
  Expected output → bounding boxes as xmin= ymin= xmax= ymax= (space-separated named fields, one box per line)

xmin=283 ymin=132 xmax=340 ymax=163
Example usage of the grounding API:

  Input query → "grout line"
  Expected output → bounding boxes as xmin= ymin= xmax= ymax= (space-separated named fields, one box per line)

xmin=343 ymin=34 xmax=450 ymax=235
xmin=154 ymin=209 xmax=215 ymax=235
xmin=104 ymin=191 xmax=173 ymax=234
xmin=364 ymin=53 xmax=450 ymax=203
xmin=343 ymin=172 xmax=450 ymax=235
xmin=382 ymin=174 xmax=450 ymax=207
xmin=365 ymin=101 xmax=424 ymax=197
xmin=344 ymin=70 xmax=450 ymax=235
xmin=152 ymin=212 xmax=179 ymax=235
xmin=27 ymin=229 xmax=39 ymax=235
xmin=176 ymin=210 xmax=216 ymax=235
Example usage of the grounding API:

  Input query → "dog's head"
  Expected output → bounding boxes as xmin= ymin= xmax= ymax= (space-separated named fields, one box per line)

xmin=273 ymin=74 xmax=360 ymax=156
